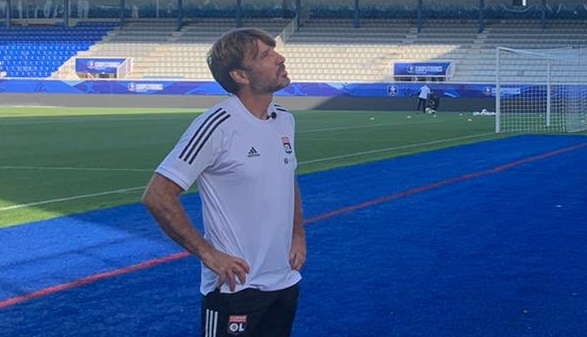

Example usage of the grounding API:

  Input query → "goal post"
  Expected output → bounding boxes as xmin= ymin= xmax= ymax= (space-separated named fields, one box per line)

xmin=495 ymin=46 xmax=587 ymax=133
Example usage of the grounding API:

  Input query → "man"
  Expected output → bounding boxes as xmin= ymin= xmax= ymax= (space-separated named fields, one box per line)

xmin=142 ymin=28 xmax=306 ymax=337
xmin=77 ymin=0 xmax=89 ymax=18
xmin=416 ymin=83 xmax=430 ymax=113
xmin=43 ymin=0 xmax=52 ymax=18
xmin=425 ymin=91 xmax=440 ymax=114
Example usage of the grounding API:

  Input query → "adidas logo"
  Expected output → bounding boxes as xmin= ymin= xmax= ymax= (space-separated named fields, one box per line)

xmin=247 ymin=147 xmax=260 ymax=158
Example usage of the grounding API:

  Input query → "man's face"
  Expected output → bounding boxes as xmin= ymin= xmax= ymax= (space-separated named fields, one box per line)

xmin=241 ymin=40 xmax=290 ymax=94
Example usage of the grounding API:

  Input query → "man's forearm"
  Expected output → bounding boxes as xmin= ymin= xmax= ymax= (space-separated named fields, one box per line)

xmin=293 ymin=179 xmax=305 ymax=232
xmin=151 ymin=198 xmax=213 ymax=258
xmin=142 ymin=175 xmax=214 ymax=260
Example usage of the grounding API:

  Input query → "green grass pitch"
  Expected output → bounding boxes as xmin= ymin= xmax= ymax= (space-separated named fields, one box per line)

xmin=0 ymin=106 xmax=501 ymax=228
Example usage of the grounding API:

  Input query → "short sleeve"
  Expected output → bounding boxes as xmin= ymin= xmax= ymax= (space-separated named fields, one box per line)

xmin=155 ymin=112 xmax=228 ymax=191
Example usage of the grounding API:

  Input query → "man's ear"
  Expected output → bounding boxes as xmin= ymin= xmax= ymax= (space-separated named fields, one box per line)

xmin=230 ymin=69 xmax=249 ymax=86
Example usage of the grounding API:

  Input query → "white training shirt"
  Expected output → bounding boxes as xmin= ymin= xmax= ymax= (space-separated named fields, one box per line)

xmin=155 ymin=95 xmax=301 ymax=295
xmin=419 ymin=85 xmax=431 ymax=99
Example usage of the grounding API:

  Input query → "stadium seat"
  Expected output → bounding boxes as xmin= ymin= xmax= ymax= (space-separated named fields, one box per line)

xmin=0 ymin=23 xmax=117 ymax=78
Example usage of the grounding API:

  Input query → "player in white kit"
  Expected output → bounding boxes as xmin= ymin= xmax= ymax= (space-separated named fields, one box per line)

xmin=142 ymin=28 xmax=306 ymax=337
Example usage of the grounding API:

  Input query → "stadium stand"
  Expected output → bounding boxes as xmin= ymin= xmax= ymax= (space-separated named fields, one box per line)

xmin=1 ymin=1 xmax=586 ymax=82
xmin=455 ymin=19 xmax=587 ymax=83
xmin=282 ymin=18 xmax=410 ymax=82
xmin=0 ymin=22 xmax=117 ymax=78
xmin=50 ymin=16 xmax=587 ymax=83
xmin=56 ymin=20 xmax=178 ymax=78
xmin=54 ymin=18 xmax=290 ymax=79
xmin=132 ymin=18 xmax=290 ymax=79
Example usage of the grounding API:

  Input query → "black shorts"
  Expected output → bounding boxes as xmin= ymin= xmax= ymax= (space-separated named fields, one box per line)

xmin=201 ymin=283 xmax=300 ymax=337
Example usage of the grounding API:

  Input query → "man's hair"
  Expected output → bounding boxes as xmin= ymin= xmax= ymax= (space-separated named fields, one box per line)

xmin=207 ymin=28 xmax=276 ymax=94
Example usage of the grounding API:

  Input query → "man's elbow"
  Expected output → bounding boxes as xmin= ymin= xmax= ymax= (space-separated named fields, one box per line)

xmin=141 ymin=184 xmax=159 ymax=212
xmin=141 ymin=174 xmax=184 ymax=213
xmin=141 ymin=174 xmax=164 ymax=209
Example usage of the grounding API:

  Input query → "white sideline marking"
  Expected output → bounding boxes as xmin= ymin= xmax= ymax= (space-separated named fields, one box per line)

xmin=0 ymin=187 xmax=145 ymax=211
xmin=0 ymin=133 xmax=493 ymax=212
xmin=0 ymin=115 xmax=189 ymax=125
xmin=299 ymin=120 xmax=443 ymax=134
xmin=0 ymin=166 xmax=152 ymax=172
xmin=301 ymin=133 xmax=494 ymax=164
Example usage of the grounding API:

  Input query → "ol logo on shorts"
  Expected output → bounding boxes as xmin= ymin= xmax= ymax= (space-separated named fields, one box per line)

xmin=227 ymin=315 xmax=247 ymax=335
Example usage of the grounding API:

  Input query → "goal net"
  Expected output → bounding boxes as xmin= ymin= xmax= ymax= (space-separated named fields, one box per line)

xmin=495 ymin=46 xmax=587 ymax=133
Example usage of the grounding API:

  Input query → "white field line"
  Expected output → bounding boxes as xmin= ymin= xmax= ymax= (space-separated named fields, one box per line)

xmin=300 ymin=133 xmax=494 ymax=164
xmin=1 ymin=115 xmax=442 ymax=128
xmin=0 ymin=116 xmax=187 ymax=125
xmin=298 ymin=119 xmax=444 ymax=134
xmin=0 ymin=119 xmax=451 ymax=173
xmin=0 ymin=187 xmax=145 ymax=211
xmin=0 ymin=132 xmax=494 ymax=212
xmin=0 ymin=166 xmax=152 ymax=172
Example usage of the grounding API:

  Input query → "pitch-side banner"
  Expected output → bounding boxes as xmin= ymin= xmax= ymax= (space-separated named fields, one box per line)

xmin=75 ymin=58 xmax=127 ymax=74
xmin=2 ymin=79 xmax=584 ymax=99
xmin=393 ymin=62 xmax=453 ymax=77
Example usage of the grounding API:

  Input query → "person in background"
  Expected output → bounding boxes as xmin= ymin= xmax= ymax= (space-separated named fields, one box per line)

xmin=142 ymin=27 xmax=306 ymax=337
xmin=43 ymin=0 xmax=52 ymax=17
xmin=77 ymin=0 xmax=89 ymax=18
xmin=131 ymin=2 xmax=138 ymax=18
xmin=426 ymin=90 xmax=440 ymax=114
xmin=417 ymin=82 xmax=431 ymax=113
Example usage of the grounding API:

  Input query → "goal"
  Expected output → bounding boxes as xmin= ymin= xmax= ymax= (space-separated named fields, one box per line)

xmin=495 ymin=46 xmax=587 ymax=133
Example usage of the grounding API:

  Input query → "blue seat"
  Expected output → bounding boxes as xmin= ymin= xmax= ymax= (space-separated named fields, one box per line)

xmin=0 ymin=23 xmax=116 ymax=73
